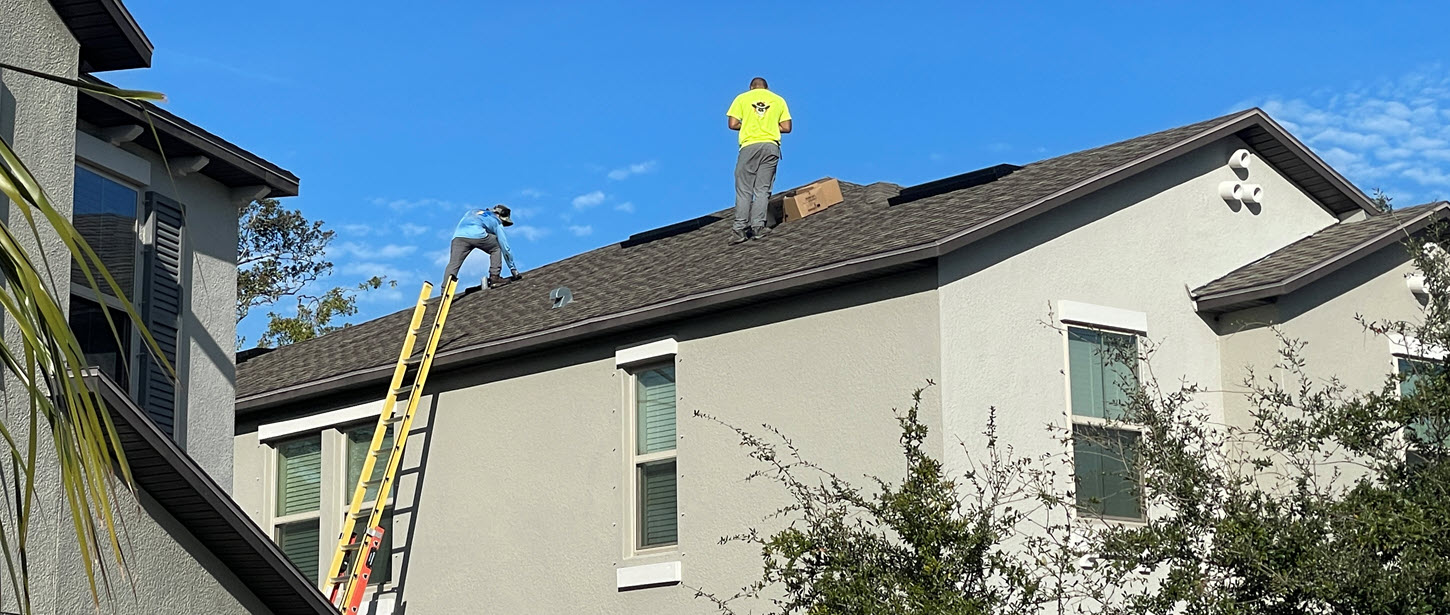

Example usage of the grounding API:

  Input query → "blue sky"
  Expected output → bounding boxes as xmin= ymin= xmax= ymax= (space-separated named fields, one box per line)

xmin=106 ymin=1 xmax=1450 ymax=346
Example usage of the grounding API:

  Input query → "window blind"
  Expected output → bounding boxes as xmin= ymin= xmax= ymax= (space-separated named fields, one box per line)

xmin=346 ymin=425 xmax=394 ymax=502
xmin=640 ymin=461 xmax=678 ymax=547
xmin=1073 ymin=425 xmax=1141 ymax=519
xmin=277 ymin=520 xmax=320 ymax=581
xmin=636 ymin=366 xmax=676 ymax=455
xmin=1068 ymin=327 xmax=1138 ymax=420
xmin=276 ymin=436 xmax=321 ymax=516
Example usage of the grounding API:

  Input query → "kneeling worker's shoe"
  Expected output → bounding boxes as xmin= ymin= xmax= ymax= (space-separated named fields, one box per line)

xmin=486 ymin=275 xmax=512 ymax=289
xmin=751 ymin=226 xmax=772 ymax=240
xmin=730 ymin=230 xmax=750 ymax=245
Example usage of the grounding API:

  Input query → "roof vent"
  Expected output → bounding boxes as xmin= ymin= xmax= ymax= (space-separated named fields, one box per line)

xmin=621 ymin=214 xmax=724 ymax=248
xmin=888 ymin=163 xmax=1021 ymax=206
xmin=550 ymin=286 xmax=573 ymax=309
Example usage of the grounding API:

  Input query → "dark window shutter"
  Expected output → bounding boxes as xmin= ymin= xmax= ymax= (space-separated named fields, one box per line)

xmin=140 ymin=192 xmax=184 ymax=438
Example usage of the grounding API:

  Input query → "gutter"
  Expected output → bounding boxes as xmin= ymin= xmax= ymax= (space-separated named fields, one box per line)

xmin=1192 ymin=203 xmax=1450 ymax=313
xmin=237 ymin=109 xmax=1376 ymax=411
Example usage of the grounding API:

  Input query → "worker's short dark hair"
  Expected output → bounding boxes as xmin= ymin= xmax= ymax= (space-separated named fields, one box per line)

xmin=750 ymin=77 xmax=768 ymax=89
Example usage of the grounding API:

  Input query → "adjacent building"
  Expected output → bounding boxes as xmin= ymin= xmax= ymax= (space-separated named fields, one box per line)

xmin=3 ymin=0 xmax=331 ymax=612
xmin=233 ymin=108 xmax=1434 ymax=614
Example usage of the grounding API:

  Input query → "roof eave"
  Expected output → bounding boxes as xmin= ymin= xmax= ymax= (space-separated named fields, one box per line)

xmin=51 ymin=0 xmax=154 ymax=71
xmin=1193 ymin=203 xmax=1450 ymax=314
xmin=78 ymin=86 xmax=300 ymax=199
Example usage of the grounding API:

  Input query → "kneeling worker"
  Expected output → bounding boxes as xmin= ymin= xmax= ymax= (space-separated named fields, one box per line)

xmin=443 ymin=204 xmax=520 ymax=291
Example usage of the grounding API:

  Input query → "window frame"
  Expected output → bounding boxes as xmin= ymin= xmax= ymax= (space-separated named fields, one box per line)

xmin=267 ymin=433 xmax=324 ymax=584
xmin=1062 ymin=320 xmax=1148 ymax=523
xmin=625 ymin=359 xmax=679 ymax=555
xmin=1394 ymin=353 xmax=1446 ymax=463
xmin=340 ymin=421 xmax=396 ymax=588
xmin=70 ymin=161 xmax=144 ymax=396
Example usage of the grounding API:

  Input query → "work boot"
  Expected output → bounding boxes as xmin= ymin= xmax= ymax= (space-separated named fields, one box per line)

xmin=752 ymin=226 xmax=772 ymax=240
xmin=730 ymin=229 xmax=750 ymax=245
xmin=486 ymin=274 xmax=512 ymax=289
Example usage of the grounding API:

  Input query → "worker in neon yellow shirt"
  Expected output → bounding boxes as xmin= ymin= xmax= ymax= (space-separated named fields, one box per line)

xmin=726 ymin=77 xmax=792 ymax=244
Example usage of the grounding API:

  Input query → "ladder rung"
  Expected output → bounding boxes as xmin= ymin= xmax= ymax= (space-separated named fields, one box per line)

xmin=384 ymin=414 xmax=408 ymax=425
xmin=350 ymin=508 xmax=375 ymax=520
xmin=392 ymin=384 xmax=415 ymax=397
xmin=341 ymin=542 xmax=361 ymax=552
xmin=404 ymin=354 xmax=425 ymax=366
xmin=328 ymin=575 xmax=350 ymax=585
xmin=362 ymin=477 xmax=384 ymax=486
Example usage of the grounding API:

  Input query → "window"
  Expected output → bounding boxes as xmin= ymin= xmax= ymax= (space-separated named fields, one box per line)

xmin=274 ymin=435 xmax=322 ymax=582
xmin=344 ymin=424 xmax=394 ymax=585
xmin=72 ymin=165 xmax=140 ymax=298
xmin=69 ymin=165 xmax=141 ymax=391
xmin=631 ymin=363 xmax=677 ymax=550
xmin=68 ymin=296 xmax=131 ymax=385
xmin=1067 ymin=326 xmax=1144 ymax=521
xmin=1398 ymin=357 xmax=1448 ymax=460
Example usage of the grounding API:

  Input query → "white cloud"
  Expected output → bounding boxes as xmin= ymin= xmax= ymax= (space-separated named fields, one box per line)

xmin=1253 ymin=66 xmax=1450 ymax=201
xmin=400 ymin=223 xmax=429 ymax=237
xmin=371 ymin=197 xmax=458 ymax=211
xmin=511 ymin=225 xmax=551 ymax=241
xmin=568 ymin=225 xmax=593 ymax=237
xmin=333 ymin=242 xmax=418 ymax=259
xmin=572 ymin=190 xmax=606 ymax=209
xmin=340 ymin=223 xmax=373 ymax=236
xmin=607 ymin=160 xmax=657 ymax=181
xmin=614 ymin=201 xmax=635 ymax=213
xmin=339 ymin=261 xmax=413 ymax=281
xmin=519 ymin=188 xmax=546 ymax=198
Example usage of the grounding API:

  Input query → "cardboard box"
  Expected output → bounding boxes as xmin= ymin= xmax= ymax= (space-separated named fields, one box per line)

xmin=768 ymin=178 xmax=844 ymax=225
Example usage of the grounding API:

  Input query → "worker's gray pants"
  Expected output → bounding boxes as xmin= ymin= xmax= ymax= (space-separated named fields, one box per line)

xmin=443 ymin=235 xmax=501 ymax=282
xmin=734 ymin=142 xmax=780 ymax=233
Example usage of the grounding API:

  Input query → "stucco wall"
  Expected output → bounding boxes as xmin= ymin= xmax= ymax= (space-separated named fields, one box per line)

xmin=1218 ymin=242 xmax=1425 ymax=429
xmin=236 ymin=268 xmax=942 ymax=613
xmin=4 ymin=2 xmax=261 ymax=612
xmin=936 ymin=136 xmax=1341 ymax=479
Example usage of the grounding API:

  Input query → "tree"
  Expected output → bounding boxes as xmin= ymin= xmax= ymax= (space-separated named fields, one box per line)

xmin=237 ymin=198 xmax=391 ymax=347
xmin=0 ymin=61 xmax=169 ymax=613
xmin=237 ymin=197 xmax=333 ymax=324
xmin=694 ymin=385 xmax=1101 ymax=615
xmin=259 ymin=275 xmax=393 ymax=347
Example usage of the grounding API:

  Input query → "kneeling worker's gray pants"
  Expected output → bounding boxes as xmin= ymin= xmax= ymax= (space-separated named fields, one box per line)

xmin=443 ymin=235 xmax=501 ymax=282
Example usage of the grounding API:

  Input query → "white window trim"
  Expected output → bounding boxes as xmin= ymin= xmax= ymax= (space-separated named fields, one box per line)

xmin=616 ymin=561 xmax=682 ymax=590
xmin=259 ymin=399 xmax=384 ymax=442
xmin=339 ymin=423 xmax=398 ymax=592
xmin=617 ymin=338 xmax=678 ymax=368
xmin=622 ymin=358 xmax=679 ymax=558
xmin=75 ymin=129 xmax=151 ymax=186
xmin=1060 ymin=315 xmax=1149 ymax=523
xmin=1058 ymin=300 xmax=1148 ymax=335
xmin=266 ymin=434 xmax=326 ymax=586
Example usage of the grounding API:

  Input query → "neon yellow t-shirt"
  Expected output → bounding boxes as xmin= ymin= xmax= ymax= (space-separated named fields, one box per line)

xmin=726 ymin=89 xmax=791 ymax=148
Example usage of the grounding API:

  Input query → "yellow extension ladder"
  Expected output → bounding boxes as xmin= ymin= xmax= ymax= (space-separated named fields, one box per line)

xmin=325 ymin=277 xmax=458 ymax=612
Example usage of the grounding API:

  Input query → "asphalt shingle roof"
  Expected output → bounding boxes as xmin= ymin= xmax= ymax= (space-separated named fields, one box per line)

xmin=236 ymin=109 xmax=1321 ymax=402
xmin=1192 ymin=201 xmax=1448 ymax=299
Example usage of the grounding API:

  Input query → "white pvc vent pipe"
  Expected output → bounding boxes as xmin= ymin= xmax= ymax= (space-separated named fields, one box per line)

xmin=1241 ymin=184 xmax=1263 ymax=204
xmin=1229 ymin=149 xmax=1252 ymax=169
xmin=1218 ymin=181 xmax=1242 ymax=201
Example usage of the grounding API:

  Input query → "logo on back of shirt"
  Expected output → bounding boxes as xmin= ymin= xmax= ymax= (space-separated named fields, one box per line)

xmin=752 ymin=101 xmax=770 ymax=117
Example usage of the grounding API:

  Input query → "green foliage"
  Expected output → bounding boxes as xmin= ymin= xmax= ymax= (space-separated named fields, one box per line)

xmin=237 ymin=198 xmax=334 ymax=324
xmin=1086 ymin=230 xmax=1450 ymax=614
xmin=1370 ymin=188 xmax=1394 ymax=213
xmin=259 ymin=276 xmax=393 ymax=348
xmin=696 ymin=384 xmax=1092 ymax=615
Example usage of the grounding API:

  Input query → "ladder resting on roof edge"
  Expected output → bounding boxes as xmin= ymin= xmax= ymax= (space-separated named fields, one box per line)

xmin=325 ymin=277 xmax=458 ymax=612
